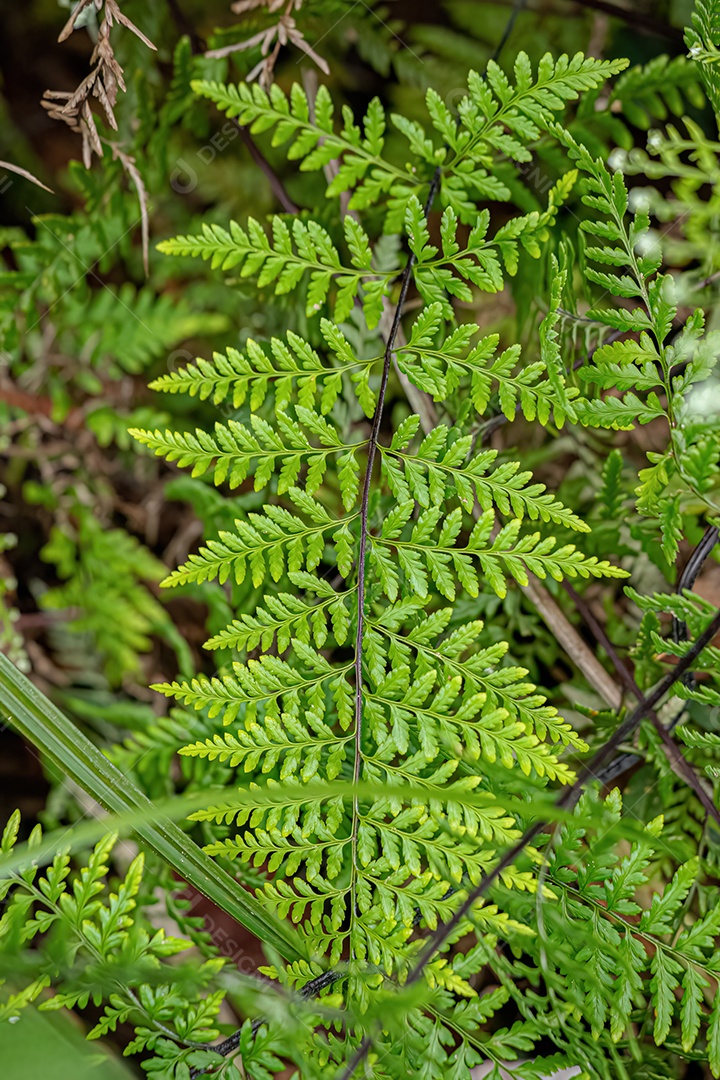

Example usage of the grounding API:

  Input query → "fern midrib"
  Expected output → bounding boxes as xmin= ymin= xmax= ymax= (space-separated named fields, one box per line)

xmin=184 ymin=728 xmax=353 ymax=762
xmin=400 ymin=344 xmax=546 ymax=391
xmin=256 ymin=253 xmax=389 ymax=281
xmin=447 ymin=56 xmax=617 ymax=173
xmin=180 ymin=227 xmax=394 ymax=283
xmin=446 ymin=85 xmax=540 ymax=172
xmin=152 ymin=354 xmax=380 ymax=392
xmin=373 ymin=533 xmax=574 ymax=563
xmin=360 ymin=818 xmax=501 ymax=868
xmin=178 ymin=441 xmax=368 ymax=465
xmin=349 ymin=165 xmax=443 ymax=949
xmin=365 ymin=690 xmax=536 ymax=754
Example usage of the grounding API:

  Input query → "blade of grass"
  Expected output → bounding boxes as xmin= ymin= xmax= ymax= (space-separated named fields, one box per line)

xmin=0 ymin=652 xmax=305 ymax=962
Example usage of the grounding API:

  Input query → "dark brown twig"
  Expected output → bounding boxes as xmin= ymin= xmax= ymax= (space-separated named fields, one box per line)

xmin=570 ymin=0 xmax=683 ymax=42
xmin=234 ymin=127 xmax=300 ymax=213
xmin=673 ymin=524 xmax=720 ymax=647
xmin=563 ymin=525 xmax=719 ymax=788
xmin=194 ymin=970 xmax=341 ymax=1067
xmin=562 ymin=581 xmax=638 ymax=700
xmin=649 ymin=714 xmax=720 ymax=831
xmin=166 ymin=0 xmax=206 ymax=54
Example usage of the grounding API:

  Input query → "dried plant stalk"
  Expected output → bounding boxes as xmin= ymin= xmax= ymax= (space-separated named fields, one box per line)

xmin=43 ymin=0 xmax=156 ymax=169
xmin=207 ymin=0 xmax=328 ymax=88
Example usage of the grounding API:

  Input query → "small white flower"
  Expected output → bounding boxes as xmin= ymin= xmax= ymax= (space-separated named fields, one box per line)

xmin=686 ymin=377 xmax=720 ymax=419
xmin=647 ymin=130 xmax=663 ymax=151
xmin=628 ymin=188 xmax=651 ymax=212
xmin=689 ymin=44 xmax=703 ymax=58
xmin=634 ymin=231 xmax=657 ymax=256
xmin=608 ymin=149 xmax=627 ymax=171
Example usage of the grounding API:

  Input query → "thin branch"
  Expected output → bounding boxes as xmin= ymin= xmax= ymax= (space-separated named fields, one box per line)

xmin=570 ymin=0 xmax=684 ymax=42
xmin=562 ymin=581 xmax=638 ymax=700
xmin=337 ymin=605 xmax=720 ymax=1080
xmin=191 ymin=970 xmax=341 ymax=1071
xmin=649 ymin=713 xmax=720 ymax=831
xmin=165 ymin=0 xmax=206 ymax=53
xmin=696 ymin=268 xmax=720 ymax=290
xmin=234 ymin=125 xmax=300 ymax=213
xmin=673 ymin=524 xmax=720 ymax=647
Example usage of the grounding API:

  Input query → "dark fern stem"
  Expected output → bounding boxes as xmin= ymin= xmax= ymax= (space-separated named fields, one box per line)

xmin=174 ymin=0 xmax=719 ymax=1075
xmin=349 ymin=164 xmax=442 ymax=911
xmin=673 ymin=523 xmax=719 ymax=649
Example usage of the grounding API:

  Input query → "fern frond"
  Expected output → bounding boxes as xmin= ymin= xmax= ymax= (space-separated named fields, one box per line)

xmin=191 ymin=79 xmax=425 ymax=216
xmin=371 ymin=506 xmax=627 ymax=601
xmin=598 ymin=54 xmax=706 ymax=149
xmin=148 ymin=321 xmax=379 ymax=416
xmin=398 ymin=302 xmax=579 ymax=426
xmin=161 ymin=491 xmax=358 ymax=587
xmin=444 ymin=53 xmax=629 ymax=173
xmin=140 ymin=42 xmax=636 ymax=1068
xmin=552 ymin=120 xmax=720 ymax=522
xmin=131 ymin=410 xmax=365 ymax=507
xmin=204 ymin=577 xmax=354 ymax=653
xmin=687 ymin=0 xmax=720 ymax=115
xmin=157 ymin=215 xmax=392 ymax=327
xmin=154 ymin=647 xmax=354 ymax=726
xmin=0 ymin=816 xmax=222 ymax=1048
xmin=181 ymin=711 xmax=351 ymax=781
xmin=381 ymin=423 xmax=588 ymax=530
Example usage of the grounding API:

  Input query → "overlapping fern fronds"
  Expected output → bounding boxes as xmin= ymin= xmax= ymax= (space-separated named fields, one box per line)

xmin=128 ymin=50 xmax=650 ymax=1073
